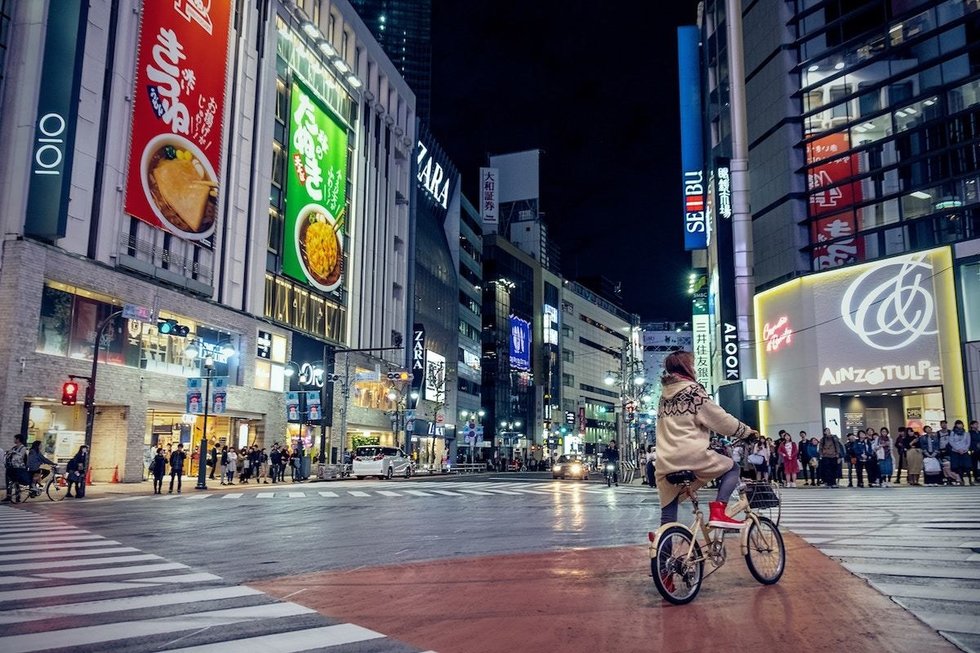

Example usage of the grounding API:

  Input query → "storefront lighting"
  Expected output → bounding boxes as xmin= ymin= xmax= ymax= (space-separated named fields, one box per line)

xmin=808 ymin=64 xmax=819 ymax=72
xmin=317 ymin=39 xmax=336 ymax=57
xmin=301 ymin=20 xmax=320 ymax=39
xmin=911 ymin=191 xmax=932 ymax=199
xmin=923 ymin=97 xmax=937 ymax=106
xmin=346 ymin=74 xmax=362 ymax=89
xmin=834 ymin=61 xmax=845 ymax=70
xmin=332 ymin=58 xmax=350 ymax=74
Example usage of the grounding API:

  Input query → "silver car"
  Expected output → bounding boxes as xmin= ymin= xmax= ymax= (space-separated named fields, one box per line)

xmin=352 ymin=446 xmax=412 ymax=480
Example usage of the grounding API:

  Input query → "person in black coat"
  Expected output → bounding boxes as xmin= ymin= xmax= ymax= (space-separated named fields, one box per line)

xmin=168 ymin=444 xmax=187 ymax=494
xmin=150 ymin=448 xmax=166 ymax=494
xmin=65 ymin=445 xmax=89 ymax=498
xmin=208 ymin=444 xmax=218 ymax=480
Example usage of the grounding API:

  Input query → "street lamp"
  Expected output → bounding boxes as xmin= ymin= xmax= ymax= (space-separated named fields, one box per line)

xmin=185 ymin=337 xmax=237 ymax=491
xmin=460 ymin=408 xmax=486 ymax=464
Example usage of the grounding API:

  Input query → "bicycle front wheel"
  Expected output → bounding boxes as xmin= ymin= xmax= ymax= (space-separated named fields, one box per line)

xmin=46 ymin=476 xmax=67 ymax=502
xmin=744 ymin=516 xmax=785 ymax=584
xmin=651 ymin=526 xmax=704 ymax=605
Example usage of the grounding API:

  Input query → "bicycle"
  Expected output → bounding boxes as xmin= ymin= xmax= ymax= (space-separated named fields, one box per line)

xmin=7 ymin=465 xmax=68 ymax=503
xmin=649 ymin=469 xmax=786 ymax=605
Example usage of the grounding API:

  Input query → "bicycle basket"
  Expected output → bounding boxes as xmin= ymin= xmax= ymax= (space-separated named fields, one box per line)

xmin=745 ymin=481 xmax=780 ymax=509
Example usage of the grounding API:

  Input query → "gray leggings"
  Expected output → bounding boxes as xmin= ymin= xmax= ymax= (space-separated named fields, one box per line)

xmin=660 ymin=461 xmax=741 ymax=525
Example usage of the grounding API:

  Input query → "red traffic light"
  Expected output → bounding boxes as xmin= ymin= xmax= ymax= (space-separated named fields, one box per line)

xmin=61 ymin=381 xmax=79 ymax=406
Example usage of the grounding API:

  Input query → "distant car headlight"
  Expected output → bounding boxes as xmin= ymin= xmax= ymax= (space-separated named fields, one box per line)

xmin=552 ymin=465 xmax=562 ymax=472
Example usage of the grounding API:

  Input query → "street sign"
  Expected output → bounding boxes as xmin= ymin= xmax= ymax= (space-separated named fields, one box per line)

xmin=123 ymin=303 xmax=154 ymax=322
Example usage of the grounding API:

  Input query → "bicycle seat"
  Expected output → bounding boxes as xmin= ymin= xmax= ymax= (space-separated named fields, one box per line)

xmin=665 ymin=470 xmax=697 ymax=485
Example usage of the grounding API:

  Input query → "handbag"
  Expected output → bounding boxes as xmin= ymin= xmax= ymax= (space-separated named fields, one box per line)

xmin=923 ymin=456 xmax=941 ymax=474
xmin=808 ymin=457 xmax=819 ymax=468
xmin=748 ymin=453 xmax=765 ymax=465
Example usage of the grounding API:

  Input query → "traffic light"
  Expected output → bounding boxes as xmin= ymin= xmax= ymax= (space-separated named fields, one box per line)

xmin=157 ymin=319 xmax=190 ymax=337
xmin=61 ymin=381 xmax=79 ymax=406
xmin=386 ymin=370 xmax=410 ymax=381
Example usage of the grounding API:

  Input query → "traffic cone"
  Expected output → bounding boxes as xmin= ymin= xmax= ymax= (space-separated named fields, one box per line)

xmin=86 ymin=466 xmax=94 ymax=486
xmin=111 ymin=465 xmax=119 ymax=483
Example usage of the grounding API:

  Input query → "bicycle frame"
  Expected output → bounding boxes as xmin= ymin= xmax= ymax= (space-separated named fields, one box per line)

xmin=651 ymin=484 xmax=763 ymax=565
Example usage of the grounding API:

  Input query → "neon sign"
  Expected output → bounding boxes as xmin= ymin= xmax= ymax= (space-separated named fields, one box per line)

xmin=762 ymin=316 xmax=793 ymax=352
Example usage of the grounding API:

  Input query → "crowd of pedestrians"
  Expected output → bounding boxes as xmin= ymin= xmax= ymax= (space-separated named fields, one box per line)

xmin=728 ymin=420 xmax=980 ymax=488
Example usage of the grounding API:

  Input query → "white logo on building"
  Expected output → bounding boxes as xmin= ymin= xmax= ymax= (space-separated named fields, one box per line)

xmin=840 ymin=254 xmax=937 ymax=351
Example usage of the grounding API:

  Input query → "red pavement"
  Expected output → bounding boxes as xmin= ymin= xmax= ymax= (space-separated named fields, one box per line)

xmin=251 ymin=533 xmax=957 ymax=653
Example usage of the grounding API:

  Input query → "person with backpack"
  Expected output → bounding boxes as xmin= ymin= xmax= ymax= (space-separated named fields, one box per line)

xmin=3 ymin=434 xmax=29 ymax=500
xmin=65 ymin=445 xmax=89 ymax=498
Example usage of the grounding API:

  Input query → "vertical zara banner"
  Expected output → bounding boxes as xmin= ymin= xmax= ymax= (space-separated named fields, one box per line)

xmin=124 ymin=0 xmax=233 ymax=245
xmin=283 ymin=81 xmax=350 ymax=293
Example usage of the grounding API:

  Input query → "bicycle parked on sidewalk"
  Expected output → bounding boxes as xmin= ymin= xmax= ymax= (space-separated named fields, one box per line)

xmin=7 ymin=464 xmax=68 ymax=503
xmin=649 ymin=467 xmax=785 ymax=605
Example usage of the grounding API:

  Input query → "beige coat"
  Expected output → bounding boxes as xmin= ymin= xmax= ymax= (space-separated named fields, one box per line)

xmin=655 ymin=381 xmax=750 ymax=508
xmin=905 ymin=447 xmax=924 ymax=475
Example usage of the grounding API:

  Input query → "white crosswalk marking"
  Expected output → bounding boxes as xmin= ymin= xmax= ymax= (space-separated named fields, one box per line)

xmin=778 ymin=487 xmax=980 ymax=651
xmin=0 ymin=505 xmax=428 ymax=653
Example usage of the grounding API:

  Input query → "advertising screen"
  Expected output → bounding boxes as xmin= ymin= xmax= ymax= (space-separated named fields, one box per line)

xmin=806 ymin=132 xmax=865 ymax=269
xmin=124 ymin=0 xmax=232 ymax=245
xmin=283 ymin=81 xmax=350 ymax=292
xmin=509 ymin=315 xmax=531 ymax=371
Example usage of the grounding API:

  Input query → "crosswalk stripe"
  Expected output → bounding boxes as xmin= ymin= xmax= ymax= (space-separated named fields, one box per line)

xmin=0 ymin=540 xmax=120 ymax=553
xmin=429 ymin=489 xmax=461 ymax=497
xmin=0 ymin=586 xmax=263 ymax=624
xmin=0 ymin=534 xmax=104 ymax=545
xmin=288 ymin=492 xmax=306 ymax=498
xmin=183 ymin=494 xmax=210 ymax=500
xmin=0 ymin=553 xmax=162 ymax=573
xmin=222 ymin=493 xmax=244 ymax=499
xmin=457 ymin=489 xmax=493 ymax=496
xmin=403 ymin=490 xmax=433 ymax=497
xmin=377 ymin=490 xmax=402 ymax=497
xmin=0 ymin=581 xmax=160 ymax=604
xmin=165 ymin=623 xmax=386 ymax=653
xmin=0 ymin=546 xmax=139 ymax=562
xmin=348 ymin=491 xmax=371 ymax=497
xmin=36 ymin=561 xmax=188 ymax=580
xmin=257 ymin=493 xmax=275 ymax=499
xmin=135 ymin=572 xmax=221 ymax=583
xmin=0 ymin=601 xmax=313 ymax=653
xmin=318 ymin=491 xmax=339 ymax=497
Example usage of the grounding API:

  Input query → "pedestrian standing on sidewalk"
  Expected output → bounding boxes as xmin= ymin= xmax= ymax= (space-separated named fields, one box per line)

xmin=225 ymin=447 xmax=237 ymax=485
xmin=779 ymin=432 xmax=800 ymax=488
xmin=270 ymin=444 xmax=282 ymax=484
xmin=843 ymin=433 xmax=857 ymax=486
xmin=219 ymin=446 xmax=229 ymax=485
xmin=905 ymin=439 xmax=924 ymax=485
xmin=949 ymin=420 xmax=972 ymax=485
xmin=168 ymin=444 xmax=187 ymax=494
xmin=818 ymin=428 xmax=841 ymax=488
xmin=150 ymin=448 xmax=166 ymax=494
xmin=970 ymin=420 xmax=980 ymax=483
xmin=920 ymin=427 xmax=943 ymax=485
xmin=874 ymin=429 xmax=893 ymax=487
xmin=208 ymin=444 xmax=218 ymax=480
xmin=798 ymin=432 xmax=814 ymax=485
xmin=66 ymin=445 xmax=89 ymax=498
xmin=259 ymin=448 xmax=269 ymax=483
xmin=852 ymin=431 xmax=869 ymax=487
xmin=894 ymin=427 xmax=911 ymax=484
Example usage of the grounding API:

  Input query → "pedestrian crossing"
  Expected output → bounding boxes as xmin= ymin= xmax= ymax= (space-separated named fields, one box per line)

xmin=30 ymin=480 xmax=654 ymax=504
xmin=777 ymin=487 xmax=980 ymax=653
xmin=0 ymin=505 xmax=424 ymax=653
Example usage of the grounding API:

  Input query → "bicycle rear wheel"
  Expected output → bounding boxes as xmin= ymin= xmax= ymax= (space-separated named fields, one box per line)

xmin=744 ymin=516 xmax=785 ymax=584
xmin=651 ymin=526 xmax=704 ymax=604
xmin=46 ymin=476 xmax=67 ymax=501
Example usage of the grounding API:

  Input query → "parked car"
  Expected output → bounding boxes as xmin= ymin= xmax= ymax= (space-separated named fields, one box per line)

xmin=552 ymin=455 xmax=588 ymax=480
xmin=352 ymin=446 xmax=412 ymax=480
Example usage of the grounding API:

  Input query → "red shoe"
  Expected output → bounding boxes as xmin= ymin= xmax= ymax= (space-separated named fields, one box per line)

xmin=708 ymin=501 xmax=744 ymax=530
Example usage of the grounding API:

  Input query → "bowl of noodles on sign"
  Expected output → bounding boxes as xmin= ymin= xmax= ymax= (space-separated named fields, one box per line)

xmin=295 ymin=203 xmax=343 ymax=292
xmin=140 ymin=134 xmax=218 ymax=241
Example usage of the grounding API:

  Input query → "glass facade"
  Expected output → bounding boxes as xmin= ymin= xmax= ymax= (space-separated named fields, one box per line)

xmin=795 ymin=1 xmax=980 ymax=269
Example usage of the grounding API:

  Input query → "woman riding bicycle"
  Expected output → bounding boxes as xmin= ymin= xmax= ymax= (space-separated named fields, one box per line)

xmin=656 ymin=351 xmax=758 ymax=530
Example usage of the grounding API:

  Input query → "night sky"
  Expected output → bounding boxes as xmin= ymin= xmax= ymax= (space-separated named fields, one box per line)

xmin=430 ymin=0 xmax=699 ymax=321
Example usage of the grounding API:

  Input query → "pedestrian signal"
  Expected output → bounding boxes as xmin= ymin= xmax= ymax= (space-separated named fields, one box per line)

xmin=61 ymin=381 xmax=79 ymax=406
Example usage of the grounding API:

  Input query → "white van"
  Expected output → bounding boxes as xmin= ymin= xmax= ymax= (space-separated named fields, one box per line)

xmin=352 ymin=446 xmax=412 ymax=480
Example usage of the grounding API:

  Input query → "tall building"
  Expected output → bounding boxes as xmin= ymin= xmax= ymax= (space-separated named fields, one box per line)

xmin=0 ymin=0 xmax=415 ymax=479
xmin=456 ymin=195 xmax=485 ymax=461
xmin=349 ymin=0 xmax=432 ymax=120
xmin=641 ymin=321 xmax=693 ymax=442
xmin=687 ymin=0 xmax=980 ymax=436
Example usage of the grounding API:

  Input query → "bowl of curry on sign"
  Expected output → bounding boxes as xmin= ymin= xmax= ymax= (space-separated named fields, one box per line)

xmin=295 ymin=203 xmax=343 ymax=291
xmin=140 ymin=134 xmax=218 ymax=240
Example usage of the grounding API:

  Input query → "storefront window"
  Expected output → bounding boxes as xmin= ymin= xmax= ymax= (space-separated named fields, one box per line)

xmin=961 ymin=261 xmax=980 ymax=342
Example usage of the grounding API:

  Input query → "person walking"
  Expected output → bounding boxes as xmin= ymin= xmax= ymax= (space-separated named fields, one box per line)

xmin=65 ymin=445 xmax=89 ymax=498
xmin=150 ymin=447 xmax=166 ymax=494
xmin=3 ymin=434 xmax=29 ymax=500
xmin=168 ymin=443 xmax=187 ymax=494
xmin=818 ymin=428 xmax=841 ymax=488
xmin=905 ymin=438 xmax=924 ymax=486
xmin=779 ymin=432 xmax=800 ymax=487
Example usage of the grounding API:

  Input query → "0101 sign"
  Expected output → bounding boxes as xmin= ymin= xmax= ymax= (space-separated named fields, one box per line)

xmin=33 ymin=113 xmax=67 ymax=177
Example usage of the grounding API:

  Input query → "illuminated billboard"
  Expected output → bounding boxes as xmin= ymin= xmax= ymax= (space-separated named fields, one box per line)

xmin=509 ymin=315 xmax=531 ymax=371
xmin=677 ymin=26 xmax=706 ymax=251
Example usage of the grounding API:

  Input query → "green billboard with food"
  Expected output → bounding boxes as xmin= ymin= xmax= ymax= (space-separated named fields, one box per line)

xmin=284 ymin=81 xmax=349 ymax=292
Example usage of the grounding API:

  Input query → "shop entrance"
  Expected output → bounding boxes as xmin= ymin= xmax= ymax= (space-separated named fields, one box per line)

xmin=145 ymin=407 xmax=261 ymax=479
xmin=822 ymin=386 xmax=945 ymax=435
